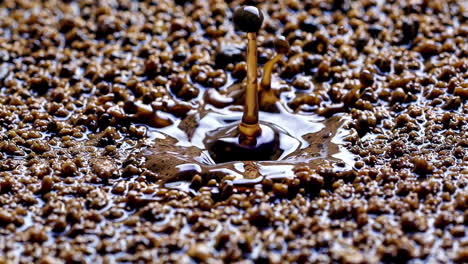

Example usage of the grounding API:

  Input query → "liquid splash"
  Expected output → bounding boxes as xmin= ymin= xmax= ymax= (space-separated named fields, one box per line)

xmin=134 ymin=102 xmax=357 ymax=191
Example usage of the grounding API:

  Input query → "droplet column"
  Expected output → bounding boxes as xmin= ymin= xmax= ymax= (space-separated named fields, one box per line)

xmin=238 ymin=32 xmax=261 ymax=145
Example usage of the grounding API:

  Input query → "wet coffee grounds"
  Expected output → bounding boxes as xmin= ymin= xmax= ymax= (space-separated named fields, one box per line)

xmin=0 ymin=0 xmax=467 ymax=263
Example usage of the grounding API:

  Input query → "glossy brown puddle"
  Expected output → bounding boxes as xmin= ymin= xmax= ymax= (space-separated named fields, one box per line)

xmin=135 ymin=102 xmax=356 ymax=192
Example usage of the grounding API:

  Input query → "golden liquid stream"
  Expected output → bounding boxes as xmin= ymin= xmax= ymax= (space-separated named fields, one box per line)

xmin=238 ymin=32 xmax=261 ymax=145
xmin=260 ymin=54 xmax=282 ymax=91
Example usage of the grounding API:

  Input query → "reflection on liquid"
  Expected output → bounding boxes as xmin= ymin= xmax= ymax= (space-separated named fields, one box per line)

xmin=136 ymin=102 xmax=356 ymax=191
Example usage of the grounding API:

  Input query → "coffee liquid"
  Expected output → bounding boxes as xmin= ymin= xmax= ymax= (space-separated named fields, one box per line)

xmin=238 ymin=32 xmax=261 ymax=145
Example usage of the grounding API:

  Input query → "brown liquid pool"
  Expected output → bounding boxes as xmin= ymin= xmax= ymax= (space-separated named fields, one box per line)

xmin=0 ymin=1 xmax=466 ymax=263
xmin=135 ymin=102 xmax=355 ymax=192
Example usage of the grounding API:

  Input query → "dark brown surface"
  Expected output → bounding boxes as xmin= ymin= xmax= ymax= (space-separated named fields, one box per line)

xmin=0 ymin=0 xmax=467 ymax=263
